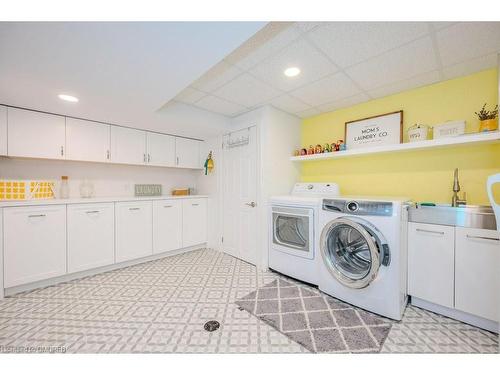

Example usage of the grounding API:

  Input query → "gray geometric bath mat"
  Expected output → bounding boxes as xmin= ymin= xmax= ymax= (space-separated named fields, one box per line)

xmin=236 ymin=278 xmax=393 ymax=353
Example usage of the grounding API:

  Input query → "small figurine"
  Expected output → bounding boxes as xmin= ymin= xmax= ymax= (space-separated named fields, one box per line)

xmin=307 ymin=145 xmax=314 ymax=155
xmin=293 ymin=149 xmax=300 ymax=156
xmin=323 ymin=143 xmax=331 ymax=153
xmin=315 ymin=144 xmax=323 ymax=154
xmin=300 ymin=148 xmax=307 ymax=156
xmin=338 ymin=140 xmax=346 ymax=151
xmin=332 ymin=142 xmax=338 ymax=152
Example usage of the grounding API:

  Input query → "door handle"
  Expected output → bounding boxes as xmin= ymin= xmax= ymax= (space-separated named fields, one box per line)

xmin=466 ymin=235 xmax=499 ymax=242
xmin=416 ymin=228 xmax=444 ymax=235
xmin=129 ymin=207 xmax=141 ymax=211
xmin=86 ymin=210 xmax=100 ymax=214
xmin=28 ymin=214 xmax=46 ymax=218
xmin=245 ymin=202 xmax=256 ymax=208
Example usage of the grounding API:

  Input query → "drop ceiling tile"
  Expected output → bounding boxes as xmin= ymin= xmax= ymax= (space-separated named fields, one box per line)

xmin=317 ymin=93 xmax=371 ymax=113
xmin=175 ymin=87 xmax=206 ymax=104
xmin=270 ymin=94 xmax=311 ymax=113
xmin=442 ymin=53 xmax=498 ymax=80
xmin=436 ymin=22 xmax=500 ymax=66
xmin=367 ymin=70 xmax=441 ymax=99
xmin=194 ymin=95 xmax=247 ymax=116
xmin=213 ymin=73 xmax=282 ymax=108
xmin=224 ymin=23 xmax=302 ymax=71
xmin=308 ymin=22 xmax=430 ymax=68
xmin=345 ymin=36 xmax=438 ymax=91
xmin=190 ymin=61 xmax=242 ymax=93
xmin=289 ymin=72 xmax=361 ymax=107
xmin=249 ymin=37 xmax=338 ymax=92
xmin=295 ymin=107 xmax=321 ymax=118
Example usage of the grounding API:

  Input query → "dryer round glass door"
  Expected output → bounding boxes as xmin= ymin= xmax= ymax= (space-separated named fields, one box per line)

xmin=320 ymin=217 xmax=381 ymax=289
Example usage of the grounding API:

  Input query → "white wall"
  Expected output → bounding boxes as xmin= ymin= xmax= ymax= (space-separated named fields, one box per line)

xmin=0 ymin=157 xmax=201 ymax=198
xmin=196 ymin=136 xmax=222 ymax=249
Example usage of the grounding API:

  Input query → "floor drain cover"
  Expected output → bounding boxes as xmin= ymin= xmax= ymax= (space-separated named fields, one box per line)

xmin=204 ymin=320 xmax=220 ymax=332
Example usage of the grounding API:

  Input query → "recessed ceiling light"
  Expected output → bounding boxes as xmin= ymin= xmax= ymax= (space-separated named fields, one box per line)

xmin=284 ymin=67 xmax=301 ymax=77
xmin=58 ymin=94 xmax=79 ymax=103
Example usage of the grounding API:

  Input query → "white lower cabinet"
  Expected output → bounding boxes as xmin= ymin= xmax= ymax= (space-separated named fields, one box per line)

xmin=153 ymin=200 xmax=182 ymax=254
xmin=3 ymin=205 xmax=66 ymax=288
xmin=408 ymin=222 xmax=455 ymax=308
xmin=182 ymin=198 xmax=207 ymax=247
xmin=455 ymin=227 xmax=499 ymax=322
xmin=115 ymin=201 xmax=153 ymax=263
xmin=67 ymin=203 xmax=115 ymax=273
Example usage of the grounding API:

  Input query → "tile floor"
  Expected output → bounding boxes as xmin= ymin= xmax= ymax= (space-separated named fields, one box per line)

xmin=0 ymin=248 xmax=497 ymax=353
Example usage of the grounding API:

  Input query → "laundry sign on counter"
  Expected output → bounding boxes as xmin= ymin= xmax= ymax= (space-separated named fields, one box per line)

xmin=345 ymin=110 xmax=403 ymax=150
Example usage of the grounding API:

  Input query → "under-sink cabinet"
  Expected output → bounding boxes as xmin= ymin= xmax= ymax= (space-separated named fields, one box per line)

xmin=67 ymin=203 xmax=115 ymax=273
xmin=408 ymin=222 xmax=455 ymax=308
xmin=3 ymin=205 xmax=67 ymax=288
xmin=455 ymin=227 xmax=499 ymax=322
xmin=408 ymin=221 xmax=499 ymax=331
xmin=115 ymin=201 xmax=153 ymax=263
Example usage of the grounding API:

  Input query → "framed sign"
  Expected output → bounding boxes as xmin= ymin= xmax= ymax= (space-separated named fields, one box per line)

xmin=345 ymin=110 xmax=403 ymax=150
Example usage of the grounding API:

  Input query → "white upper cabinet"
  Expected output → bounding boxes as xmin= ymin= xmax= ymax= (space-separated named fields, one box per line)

xmin=110 ymin=126 xmax=146 ymax=165
xmin=147 ymin=132 xmax=175 ymax=167
xmin=175 ymin=137 xmax=202 ymax=169
xmin=0 ymin=105 xmax=7 ymax=155
xmin=455 ymin=227 xmax=499 ymax=322
xmin=7 ymin=107 xmax=66 ymax=159
xmin=66 ymin=118 xmax=111 ymax=163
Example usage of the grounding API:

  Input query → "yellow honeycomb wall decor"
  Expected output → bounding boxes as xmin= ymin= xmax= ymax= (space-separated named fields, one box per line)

xmin=0 ymin=180 xmax=55 ymax=200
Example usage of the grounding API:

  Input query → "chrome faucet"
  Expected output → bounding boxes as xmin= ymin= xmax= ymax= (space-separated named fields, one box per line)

xmin=452 ymin=168 xmax=467 ymax=207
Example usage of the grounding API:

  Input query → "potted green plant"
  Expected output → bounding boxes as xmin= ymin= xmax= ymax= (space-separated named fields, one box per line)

xmin=475 ymin=103 xmax=498 ymax=132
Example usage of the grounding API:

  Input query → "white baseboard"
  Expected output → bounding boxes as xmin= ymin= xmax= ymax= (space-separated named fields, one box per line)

xmin=411 ymin=296 xmax=499 ymax=333
xmin=3 ymin=244 xmax=206 ymax=297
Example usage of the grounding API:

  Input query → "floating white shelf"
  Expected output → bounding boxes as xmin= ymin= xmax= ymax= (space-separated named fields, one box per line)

xmin=290 ymin=131 xmax=500 ymax=162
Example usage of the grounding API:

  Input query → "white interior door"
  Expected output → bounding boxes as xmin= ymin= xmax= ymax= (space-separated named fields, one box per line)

xmin=222 ymin=127 xmax=258 ymax=265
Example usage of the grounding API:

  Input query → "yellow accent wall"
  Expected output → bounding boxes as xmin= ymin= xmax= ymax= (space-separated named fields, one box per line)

xmin=301 ymin=69 xmax=500 ymax=205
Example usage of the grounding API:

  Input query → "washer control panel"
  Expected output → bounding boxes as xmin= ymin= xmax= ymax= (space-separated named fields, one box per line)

xmin=323 ymin=199 xmax=393 ymax=216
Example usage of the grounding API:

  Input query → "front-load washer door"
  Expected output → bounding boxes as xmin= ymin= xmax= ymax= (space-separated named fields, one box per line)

xmin=320 ymin=217 xmax=387 ymax=289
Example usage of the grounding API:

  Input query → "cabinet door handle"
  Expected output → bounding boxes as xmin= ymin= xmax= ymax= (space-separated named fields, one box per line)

xmin=164 ymin=205 xmax=173 ymax=208
xmin=28 ymin=214 xmax=46 ymax=218
xmin=107 ymin=150 xmax=110 ymax=160
xmin=86 ymin=210 xmax=100 ymax=214
xmin=129 ymin=207 xmax=141 ymax=211
xmin=143 ymin=153 xmax=146 ymax=162
xmin=60 ymin=146 xmax=64 ymax=156
xmin=416 ymin=228 xmax=444 ymax=235
xmin=192 ymin=203 xmax=199 ymax=206
xmin=148 ymin=154 xmax=151 ymax=162
xmin=466 ymin=235 xmax=499 ymax=242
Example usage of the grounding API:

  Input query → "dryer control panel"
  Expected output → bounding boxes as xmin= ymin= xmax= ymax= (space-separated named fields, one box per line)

xmin=323 ymin=199 xmax=393 ymax=216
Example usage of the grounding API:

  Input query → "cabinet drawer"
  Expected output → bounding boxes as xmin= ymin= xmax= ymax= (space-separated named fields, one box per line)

xmin=67 ymin=203 xmax=115 ymax=273
xmin=455 ymin=227 xmax=499 ymax=321
xmin=153 ymin=200 xmax=182 ymax=254
xmin=182 ymin=198 xmax=207 ymax=247
xmin=115 ymin=201 xmax=152 ymax=263
xmin=3 ymin=205 xmax=67 ymax=287
xmin=408 ymin=222 xmax=455 ymax=308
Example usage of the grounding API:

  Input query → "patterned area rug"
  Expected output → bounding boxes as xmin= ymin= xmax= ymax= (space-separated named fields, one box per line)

xmin=236 ymin=278 xmax=393 ymax=353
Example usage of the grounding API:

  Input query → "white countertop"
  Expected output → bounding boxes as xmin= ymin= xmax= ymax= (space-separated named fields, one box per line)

xmin=0 ymin=195 xmax=208 ymax=208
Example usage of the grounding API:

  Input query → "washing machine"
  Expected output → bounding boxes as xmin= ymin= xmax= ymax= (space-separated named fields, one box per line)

xmin=269 ymin=183 xmax=340 ymax=285
xmin=318 ymin=197 xmax=409 ymax=320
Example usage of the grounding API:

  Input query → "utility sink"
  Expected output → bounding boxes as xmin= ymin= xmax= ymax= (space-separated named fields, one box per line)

xmin=409 ymin=203 xmax=497 ymax=230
